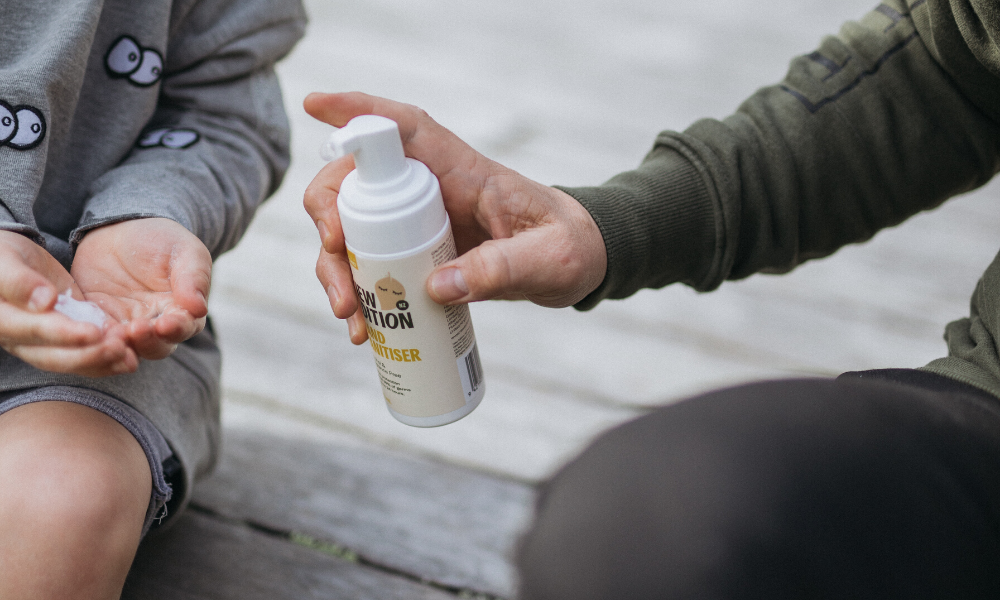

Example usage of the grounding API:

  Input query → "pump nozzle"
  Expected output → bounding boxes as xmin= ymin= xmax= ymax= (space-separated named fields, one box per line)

xmin=321 ymin=115 xmax=409 ymax=188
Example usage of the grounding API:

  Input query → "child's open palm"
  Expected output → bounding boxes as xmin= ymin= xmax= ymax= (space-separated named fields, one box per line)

xmin=72 ymin=217 xmax=212 ymax=361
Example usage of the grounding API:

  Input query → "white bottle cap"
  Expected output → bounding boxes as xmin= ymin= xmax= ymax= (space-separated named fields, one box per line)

xmin=321 ymin=115 xmax=409 ymax=189
xmin=321 ymin=116 xmax=448 ymax=256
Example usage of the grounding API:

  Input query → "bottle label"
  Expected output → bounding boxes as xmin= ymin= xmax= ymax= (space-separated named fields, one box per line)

xmin=347 ymin=231 xmax=480 ymax=418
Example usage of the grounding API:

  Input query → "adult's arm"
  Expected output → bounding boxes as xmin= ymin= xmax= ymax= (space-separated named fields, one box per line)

xmin=569 ymin=0 xmax=1000 ymax=309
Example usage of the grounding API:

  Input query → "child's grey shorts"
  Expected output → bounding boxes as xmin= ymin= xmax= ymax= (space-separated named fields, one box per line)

xmin=0 ymin=386 xmax=176 ymax=537
xmin=0 ymin=324 xmax=222 ymax=535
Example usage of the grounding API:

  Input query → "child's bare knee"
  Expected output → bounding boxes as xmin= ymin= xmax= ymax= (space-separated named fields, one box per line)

xmin=0 ymin=402 xmax=151 ymax=535
xmin=0 ymin=402 xmax=150 ymax=600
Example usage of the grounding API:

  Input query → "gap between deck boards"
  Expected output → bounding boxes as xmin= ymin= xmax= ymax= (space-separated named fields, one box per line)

xmin=185 ymin=503 xmax=507 ymax=600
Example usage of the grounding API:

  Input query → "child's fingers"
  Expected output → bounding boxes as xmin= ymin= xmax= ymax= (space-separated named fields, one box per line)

xmin=124 ymin=309 xmax=203 ymax=360
xmin=7 ymin=337 xmax=137 ymax=377
xmin=0 ymin=245 xmax=58 ymax=312
xmin=127 ymin=331 xmax=179 ymax=361
xmin=168 ymin=238 xmax=212 ymax=320
xmin=0 ymin=302 xmax=104 ymax=347
xmin=152 ymin=310 xmax=205 ymax=345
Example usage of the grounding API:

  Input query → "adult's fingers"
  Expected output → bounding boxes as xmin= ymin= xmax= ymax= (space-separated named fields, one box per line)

xmin=304 ymin=91 xmax=404 ymax=129
xmin=428 ymin=183 xmax=607 ymax=307
xmin=346 ymin=307 xmax=368 ymax=345
xmin=428 ymin=216 xmax=606 ymax=308
xmin=314 ymin=248 xmax=370 ymax=345
xmin=303 ymin=155 xmax=355 ymax=255
xmin=304 ymin=92 xmax=483 ymax=191
xmin=305 ymin=92 xmax=435 ymax=154
xmin=315 ymin=247 xmax=358 ymax=319
xmin=425 ymin=229 xmax=575 ymax=306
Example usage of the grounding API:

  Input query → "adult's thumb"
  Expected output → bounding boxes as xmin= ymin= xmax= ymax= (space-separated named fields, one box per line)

xmin=428 ymin=238 xmax=523 ymax=304
xmin=427 ymin=231 xmax=573 ymax=306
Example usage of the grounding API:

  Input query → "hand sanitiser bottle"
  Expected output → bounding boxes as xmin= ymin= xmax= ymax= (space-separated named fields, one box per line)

xmin=321 ymin=115 xmax=485 ymax=427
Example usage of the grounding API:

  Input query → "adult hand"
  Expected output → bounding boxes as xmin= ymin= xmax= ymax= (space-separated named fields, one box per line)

xmin=72 ymin=217 xmax=211 ymax=360
xmin=303 ymin=91 xmax=607 ymax=344
xmin=0 ymin=230 xmax=135 ymax=376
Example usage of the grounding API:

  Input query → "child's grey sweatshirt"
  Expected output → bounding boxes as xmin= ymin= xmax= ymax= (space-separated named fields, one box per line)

xmin=0 ymin=0 xmax=306 ymax=496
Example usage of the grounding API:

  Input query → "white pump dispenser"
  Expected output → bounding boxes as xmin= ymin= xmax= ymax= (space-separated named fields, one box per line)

xmin=323 ymin=115 xmax=449 ymax=256
xmin=322 ymin=115 xmax=485 ymax=427
xmin=321 ymin=115 xmax=407 ymax=186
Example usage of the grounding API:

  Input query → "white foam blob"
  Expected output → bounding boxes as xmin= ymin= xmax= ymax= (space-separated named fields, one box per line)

xmin=54 ymin=289 xmax=107 ymax=328
xmin=138 ymin=128 xmax=170 ymax=147
xmin=161 ymin=129 xmax=199 ymax=149
xmin=106 ymin=36 xmax=142 ymax=75
xmin=8 ymin=107 xmax=44 ymax=149
xmin=129 ymin=49 xmax=163 ymax=85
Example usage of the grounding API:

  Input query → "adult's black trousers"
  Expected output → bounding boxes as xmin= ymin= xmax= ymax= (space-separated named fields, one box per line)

xmin=517 ymin=371 xmax=1000 ymax=599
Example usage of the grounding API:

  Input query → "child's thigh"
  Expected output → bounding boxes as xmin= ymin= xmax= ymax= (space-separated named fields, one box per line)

xmin=0 ymin=402 xmax=151 ymax=600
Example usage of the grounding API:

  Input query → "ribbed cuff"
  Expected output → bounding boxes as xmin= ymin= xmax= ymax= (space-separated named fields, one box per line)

xmin=559 ymin=144 xmax=717 ymax=311
xmin=0 ymin=222 xmax=43 ymax=246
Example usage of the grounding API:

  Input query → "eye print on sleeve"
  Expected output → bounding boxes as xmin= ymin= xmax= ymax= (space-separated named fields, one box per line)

xmin=0 ymin=102 xmax=46 ymax=151
xmin=136 ymin=127 xmax=200 ymax=150
xmin=130 ymin=49 xmax=163 ymax=86
xmin=161 ymin=129 xmax=199 ymax=149
xmin=106 ymin=35 xmax=163 ymax=87
xmin=0 ymin=101 xmax=17 ymax=145
xmin=8 ymin=106 xmax=46 ymax=150
xmin=137 ymin=128 xmax=170 ymax=147
xmin=106 ymin=36 xmax=142 ymax=76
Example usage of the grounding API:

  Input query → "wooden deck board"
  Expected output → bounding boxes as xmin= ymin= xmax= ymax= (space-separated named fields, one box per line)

xmin=122 ymin=511 xmax=458 ymax=600
xmin=208 ymin=299 xmax=645 ymax=482
xmin=189 ymin=429 xmax=534 ymax=597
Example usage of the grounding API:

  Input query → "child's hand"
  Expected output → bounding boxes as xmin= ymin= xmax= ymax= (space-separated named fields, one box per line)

xmin=0 ymin=230 xmax=136 ymax=376
xmin=303 ymin=92 xmax=607 ymax=345
xmin=72 ymin=218 xmax=212 ymax=360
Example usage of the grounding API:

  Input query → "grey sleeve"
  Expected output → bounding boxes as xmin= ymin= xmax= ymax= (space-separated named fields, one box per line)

xmin=71 ymin=0 xmax=307 ymax=258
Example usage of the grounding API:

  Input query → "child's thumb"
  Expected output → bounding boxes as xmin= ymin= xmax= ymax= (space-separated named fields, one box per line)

xmin=0 ymin=246 xmax=57 ymax=312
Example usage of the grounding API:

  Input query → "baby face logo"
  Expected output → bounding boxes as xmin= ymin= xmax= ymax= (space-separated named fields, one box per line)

xmin=0 ymin=100 xmax=46 ymax=150
xmin=375 ymin=273 xmax=409 ymax=311
xmin=106 ymin=36 xmax=163 ymax=87
xmin=137 ymin=127 xmax=200 ymax=150
xmin=355 ymin=275 xmax=415 ymax=331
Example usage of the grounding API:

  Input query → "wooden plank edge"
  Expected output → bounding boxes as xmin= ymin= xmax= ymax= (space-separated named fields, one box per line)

xmin=185 ymin=502 xmax=509 ymax=600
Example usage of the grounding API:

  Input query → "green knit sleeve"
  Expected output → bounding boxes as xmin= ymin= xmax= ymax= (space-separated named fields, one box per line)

xmin=566 ymin=0 xmax=1000 ymax=311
